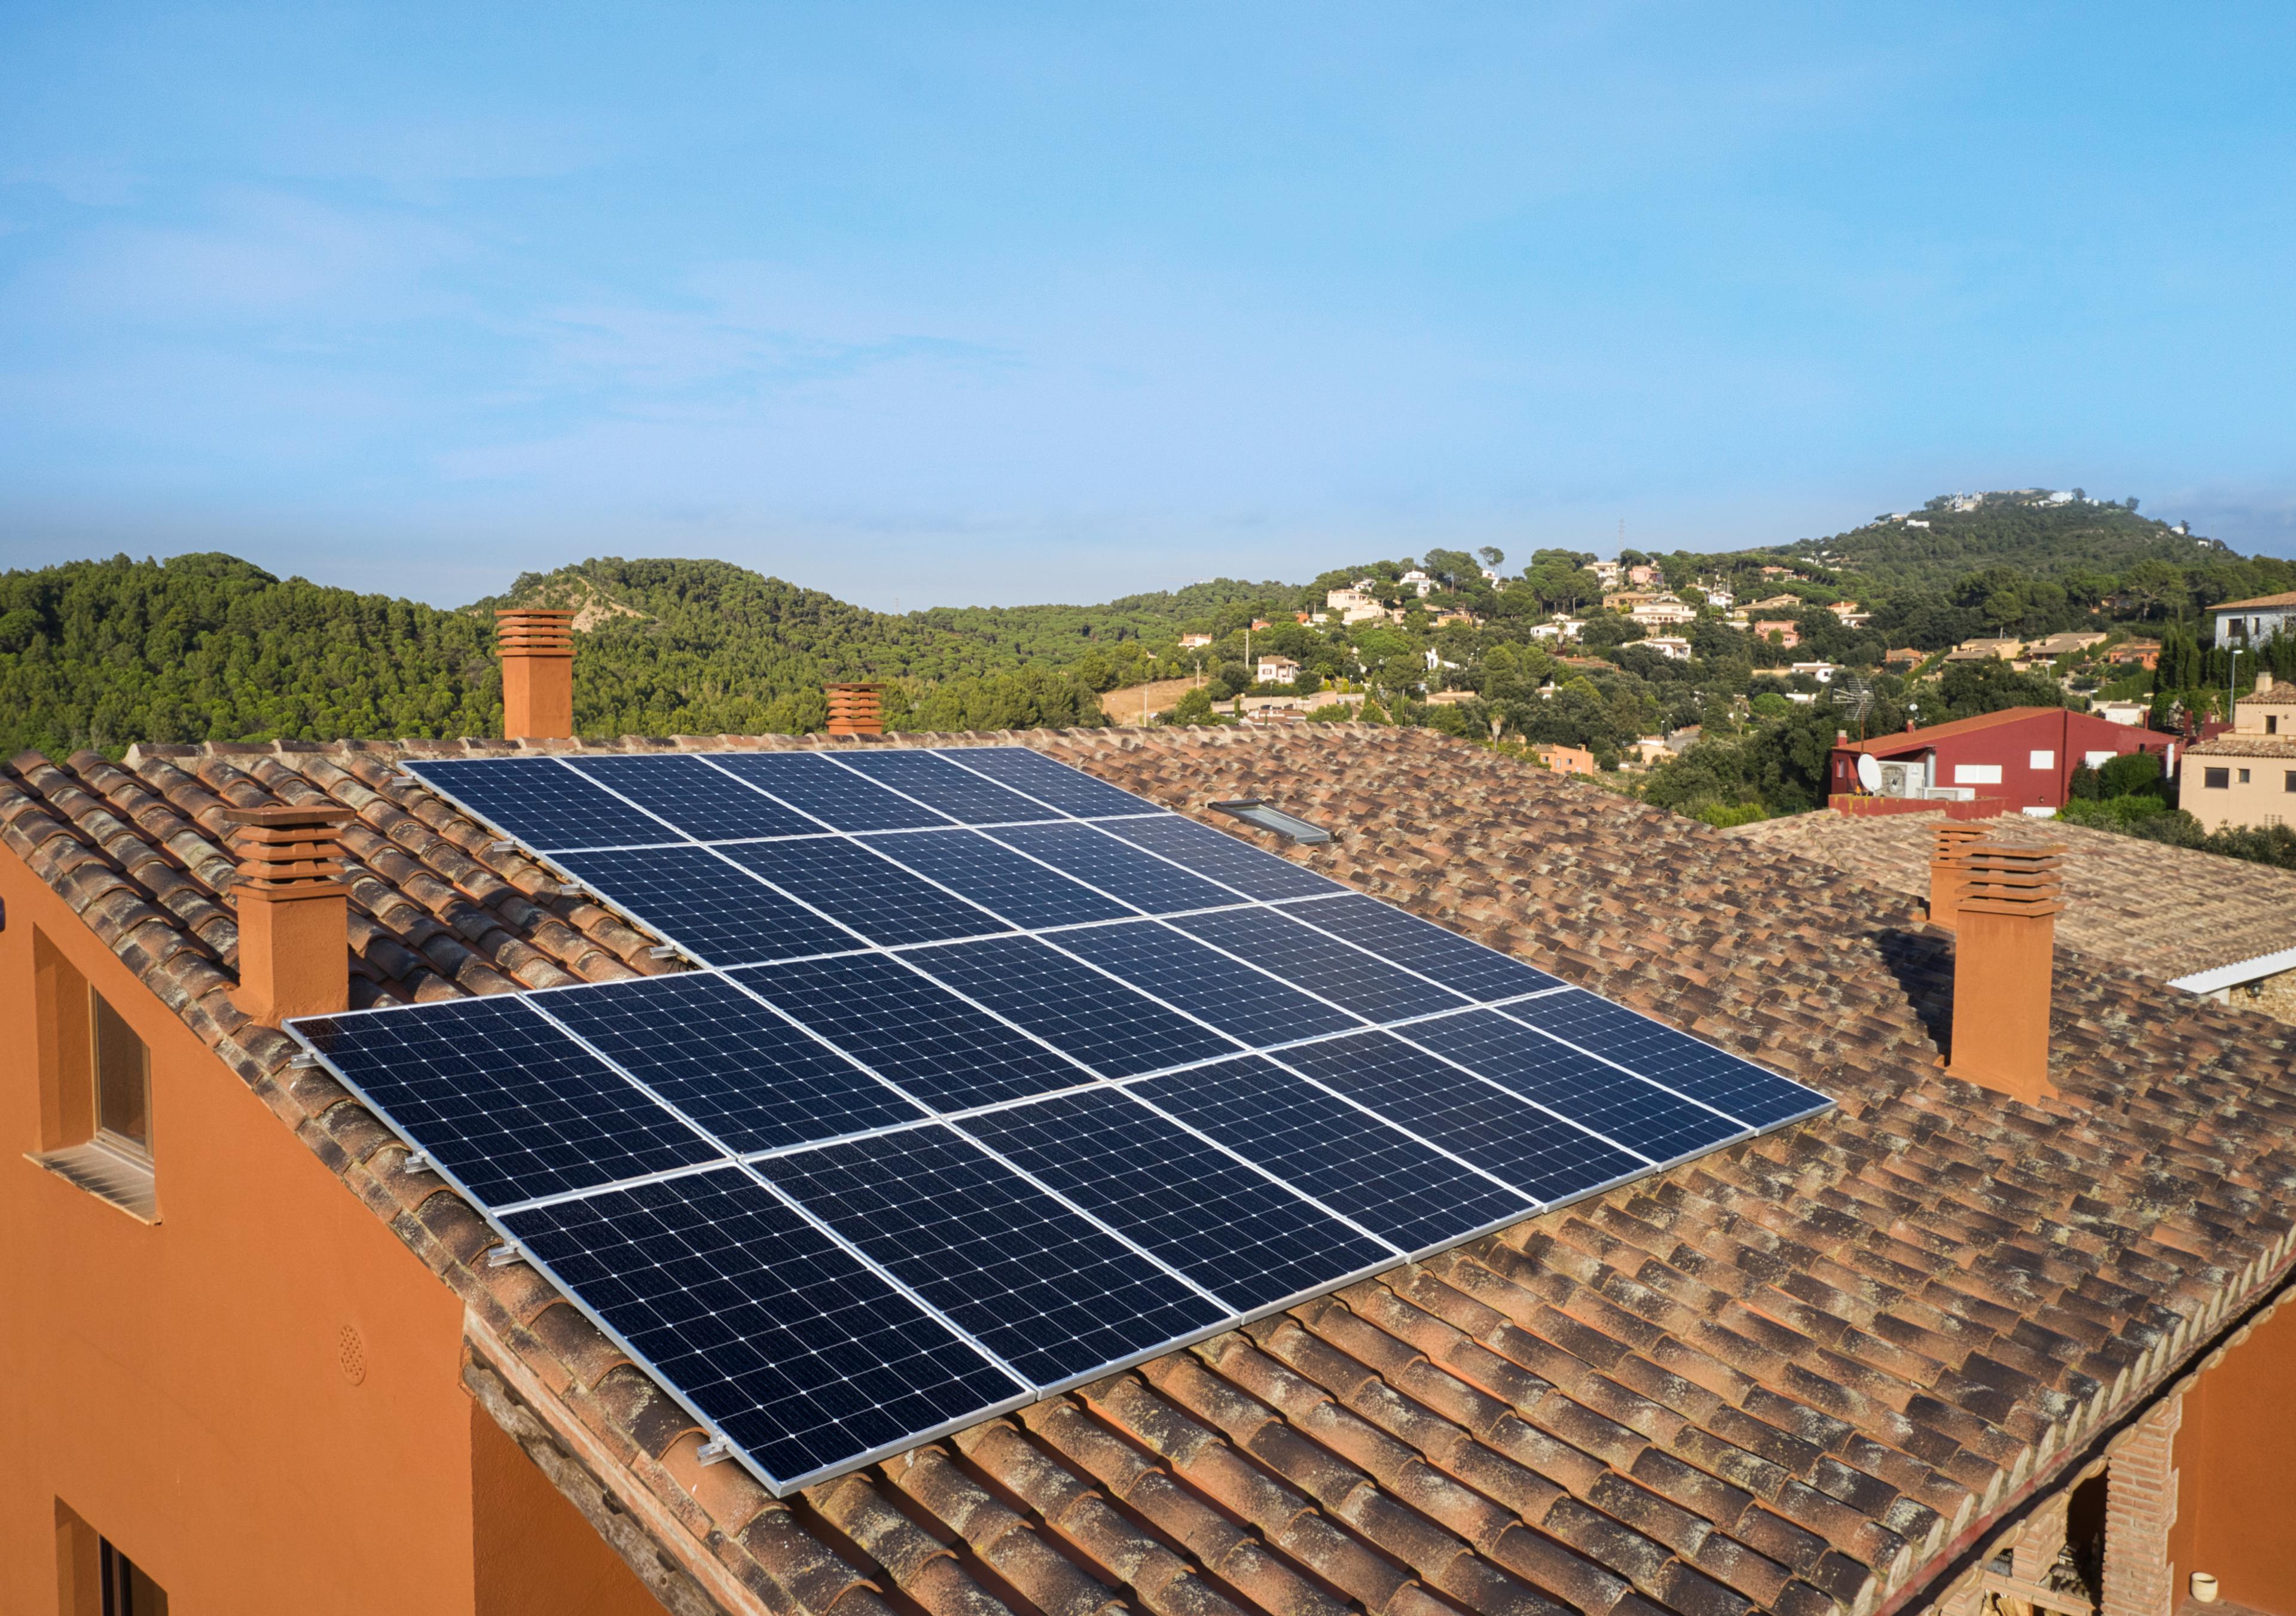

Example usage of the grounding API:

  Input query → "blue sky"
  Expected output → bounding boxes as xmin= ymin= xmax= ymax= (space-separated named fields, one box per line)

xmin=2 ymin=4 xmax=2291 ymax=609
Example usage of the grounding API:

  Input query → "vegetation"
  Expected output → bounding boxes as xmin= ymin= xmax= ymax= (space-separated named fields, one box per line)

xmin=8 ymin=487 xmax=2294 ymax=872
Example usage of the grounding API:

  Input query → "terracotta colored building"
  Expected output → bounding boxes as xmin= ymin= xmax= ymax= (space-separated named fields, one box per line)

xmin=8 ymin=631 xmax=2296 ymax=1614
xmin=1827 ymin=705 xmax=2175 ymax=813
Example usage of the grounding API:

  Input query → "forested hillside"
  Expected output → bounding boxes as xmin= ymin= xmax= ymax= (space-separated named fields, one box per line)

xmin=0 ymin=552 xmax=1284 ymax=757
xmin=1777 ymin=492 xmax=2236 ymax=590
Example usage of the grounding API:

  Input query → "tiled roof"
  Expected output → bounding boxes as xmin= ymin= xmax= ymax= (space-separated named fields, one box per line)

xmin=2209 ymin=591 xmax=2296 ymax=611
xmin=8 ymin=728 xmax=2296 ymax=1616
xmin=2242 ymin=681 xmax=2296 ymax=705
xmin=1724 ymin=807 xmax=2296 ymax=988
xmin=2184 ymin=734 xmax=2296 ymax=760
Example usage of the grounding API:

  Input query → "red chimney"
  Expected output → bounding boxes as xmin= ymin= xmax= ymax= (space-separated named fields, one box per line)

xmin=1925 ymin=822 xmax=1988 ymax=932
xmin=496 ymin=610 xmax=576 ymax=740
xmin=1947 ymin=841 xmax=2065 ymax=1105
xmin=826 ymin=683 xmax=885 ymax=737
xmin=227 ymin=806 xmax=353 ymax=1025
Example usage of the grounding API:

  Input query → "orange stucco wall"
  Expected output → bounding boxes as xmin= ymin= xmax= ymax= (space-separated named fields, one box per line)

xmin=0 ymin=851 xmax=664 ymax=1613
xmin=2167 ymin=1301 xmax=2296 ymax=1613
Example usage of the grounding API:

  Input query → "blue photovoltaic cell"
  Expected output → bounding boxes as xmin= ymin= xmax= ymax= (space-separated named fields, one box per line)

xmin=535 ymin=973 xmax=926 ymax=1153
xmin=712 ymin=752 xmax=955 ymax=831
xmin=900 ymin=935 xmax=1239 ymax=1077
xmin=1131 ymin=1057 xmax=1535 ymax=1254
xmin=552 ymin=846 xmax=857 ymax=965
xmin=985 ymin=822 xmax=1239 ymax=914
xmin=859 ymin=830 xmax=1133 ymax=929
xmin=734 ymin=953 xmax=1089 ymax=1109
xmin=1100 ymin=814 xmax=1346 ymax=900
xmin=758 ymin=1129 xmax=1225 ymax=1386
xmin=1278 ymin=1031 xmax=1645 ymax=1205
xmin=960 ymin=1087 xmax=1393 ymax=1312
xmin=500 ymin=1169 xmax=1020 ymax=1487
xmin=944 ymin=747 xmax=1162 ymax=819
xmin=1403 ymin=1010 xmax=1743 ymax=1163
xmin=1503 ymin=990 xmax=1828 ymax=1128
xmin=720 ymin=839 xmax=1011 ymax=946
xmin=295 ymin=996 xmax=717 ymax=1206
xmin=411 ymin=758 xmax=677 ymax=852
xmin=1169 ymin=905 xmax=1469 ymax=1023
xmin=835 ymin=749 xmax=1064 ymax=824
xmin=568 ymin=754 xmax=823 ymax=843
xmin=1054 ymin=921 xmax=1360 ymax=1045
xmin=1283 ymin=894 xmax=1565 ymax=1001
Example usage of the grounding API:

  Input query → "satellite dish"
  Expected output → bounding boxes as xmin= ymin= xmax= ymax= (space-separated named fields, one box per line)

xmin=1855 ymin=754 xmax=1883 ymax=792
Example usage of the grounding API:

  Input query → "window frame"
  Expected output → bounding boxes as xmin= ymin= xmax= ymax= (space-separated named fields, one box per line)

xmin=2203 ymin=767 xmax=2230 ymax=790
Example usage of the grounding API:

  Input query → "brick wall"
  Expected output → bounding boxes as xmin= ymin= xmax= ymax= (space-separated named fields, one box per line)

xmin=2103 ymin=1397 xmax=2182 ymax=1616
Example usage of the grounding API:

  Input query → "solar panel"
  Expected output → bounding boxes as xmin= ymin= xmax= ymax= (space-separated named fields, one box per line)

xmin=1401 ymin=1009 xmax=1744 ymax=1164
xmin=733 ymin=953 xmax=1091 ymax=1110
xmin=294 ymin=743 xmax=1833 ymax=1499
xmin=856 ymin=830 xmax=1134 ymax=929
xmin=1277 ymin=1031 xmax=1648 ymax=1205
xmin=1280 ymin=894 xmax=1565 ymax=1001
xmin=412 ymin=757 xmax=677 ymax=851
xmin=1503 ymin=990 xmax=1829 ymax=1128
xmin=499 ymin=1169 xmax=1024 ymax=1488
xmin=1052 ymin=920 xmax=1361 ymax=1045
xmin=985 ymin=822 xmax=1239 ymax=914
xmin=900 ymin=935 xmax=1240 ymax=1076
xmin=755 ymin=1127 xmax=1225 ymax=1387
xmin=552 ymin=844 xmax=858 ymax=965
xmin=1129 ymin=1057 xmax=1536 ymax=1254
xmin=958 ymin=1087 xmax=1394 ymax=1312
xmin=712 ymin=752 xmax=955 ymax=831
xmin=834 ymin=749 xmax=1064 ymax=825
xmin=1099 ymin=814 xmax=1346 ymax=900
xmin=295 ymin=997 xmax=718 ymax=1206
xmin=942 ymin=746 xmax=1162 ymax=819
xmin=1167 ymin=905 xmax=1470 ymax=1024
xmin=533 ymin=974 xmax=928 ymax=1154
xmin=568 ymin=754 xmax=823 ymax=843
xmin=720 ymin=838 xmax=1013 ymax=946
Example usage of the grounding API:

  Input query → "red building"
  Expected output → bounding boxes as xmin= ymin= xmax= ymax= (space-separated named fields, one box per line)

xmin=1828 ymin=705 xmax=2176 ymax=813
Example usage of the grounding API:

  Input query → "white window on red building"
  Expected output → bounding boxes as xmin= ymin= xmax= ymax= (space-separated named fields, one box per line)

xmin=1955 ymin=763 xmax=2004 ymax=785
xmin=2029 ymin=750 xmax=2055 ymax=770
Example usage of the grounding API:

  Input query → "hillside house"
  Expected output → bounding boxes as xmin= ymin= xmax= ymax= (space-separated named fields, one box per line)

xmin=1530 ymin=742 xmax=1597 ymax=775
xmin=1178 ymin=633 xmax=1213 ymax=650
xmin=1827 ymin=705 xmax=2175 ymax=813
xmin=13 ymin=628 xmax=2296 ymax=1616
xmin=1641 ymin=636 xmax=1691 ymax=661
xmin=2109 ymin=639 xmax=2163 ymax=670
xmin=1752 ymin=620 xmax=1800 ymax=648
xmin=1883 ymin=647 xmax=1924 ymax=667
xmin=1601 ymin=590 xmax=1658 ymax=612
xmin=1748 ymin=594 xmax=1802 ymax=612
xmin=2184 ymin=674 xmax=2296 ymax=832
xmin=1945 ymin=638 xmax=2025 ymax=663
xmin=1788 ymin=661 xmax=1841 ymax=684
xmin=1528 ymin=618 xmax=1584 ymax=643
xmin=2096 ymin=700 xmax=2151 ymax=726
xmin=1625 ymin=563 xmax=1657 ymax=586
xmin=2026 ymin=631 xmax=2109 ymax=658
xmin=1825 ymin=602 xmax=1872 ymax=627
xmin=1253 ymin=654 xmax=1302 ymax=685
xmin=1628 ymin=596 xmax=1696 ymax=630
xmin=1397 ymin=569 xmax=1435 ymax=598
xmin=1697 ymin=583 xmax=1734 ymax=608
xmin=2212 ymin=589 xmax=2296 ymax=646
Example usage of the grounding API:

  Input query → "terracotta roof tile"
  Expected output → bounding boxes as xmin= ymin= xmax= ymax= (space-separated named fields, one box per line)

xmin=13 ymin=726 xmax=2296 ymax=1616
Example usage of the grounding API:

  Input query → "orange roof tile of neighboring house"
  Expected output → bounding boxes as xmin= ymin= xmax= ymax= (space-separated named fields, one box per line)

xmin=2210 ymin=591 xmax=2296 ymax=611
xmin=1725 ymin=807 xmax=2296 ymax=993
xmin=2184 ymin=733 xmax=2296 ymax=759
xmin=8 ymin=727 xmax=2296 ymax=1616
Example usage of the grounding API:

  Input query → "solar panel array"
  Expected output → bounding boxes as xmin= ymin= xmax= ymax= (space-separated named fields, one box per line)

xmin=289 ymin=745 xmax=1830 ymax=1495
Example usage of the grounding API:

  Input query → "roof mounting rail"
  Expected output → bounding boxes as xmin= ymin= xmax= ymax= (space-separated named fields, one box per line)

xmin=486 ymin=1242 xmax=526 ymax=1268
xmin=696 ymin=1437 xmax=735 ymax=1465
xmin=1209 ymin=798 xmax=1332 ymax=844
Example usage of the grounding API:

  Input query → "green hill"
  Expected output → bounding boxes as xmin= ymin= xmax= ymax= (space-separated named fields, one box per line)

xmin=0 ymin=551 xmax=1304 ymax=758
xmin=1775 ymin=491 xmax=2232 ymax=590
